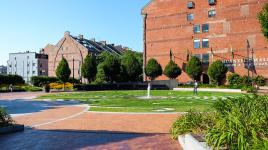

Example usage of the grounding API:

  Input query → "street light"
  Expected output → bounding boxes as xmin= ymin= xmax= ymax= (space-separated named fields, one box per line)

xmin=72 ymin=56 xmax=75 ymax=86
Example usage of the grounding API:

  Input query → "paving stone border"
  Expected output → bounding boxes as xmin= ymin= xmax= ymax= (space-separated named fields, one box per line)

xmin=0 ymin=124 xmax=24 ymax=134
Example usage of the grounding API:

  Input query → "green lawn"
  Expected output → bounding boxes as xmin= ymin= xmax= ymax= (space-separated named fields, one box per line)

xmin=38 ymin=90 xmax=244 ymax=112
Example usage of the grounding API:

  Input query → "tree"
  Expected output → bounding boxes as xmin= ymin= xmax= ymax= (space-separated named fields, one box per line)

xmin=56 ymin=57 xmax=71 ymax=89
xmin=95 ymin=63 xmax=106 ymax=84
xmin=185 ymin=56 xmax=202 ymax=81
xmin=145 ymin=58 xmax=162 ymax=81
xmin=96 ymin=51 xmax=111 ymax=65
xmin=102 ymin=54 xmax=121 ymax=83
xmin=208 ymin=60 xmax=228 ymax=85
xmin=121 ymin=51 xmax=142 ymax=81
xmin=258 ymin=3 xmax=268 ymax=39
xmin=81 ymin=55 xmax=97 ymax=83
xmin=164 ymin=60 xmax=182 ymax=79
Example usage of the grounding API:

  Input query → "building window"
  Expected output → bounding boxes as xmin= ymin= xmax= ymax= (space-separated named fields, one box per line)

xmin=27 ymin=56 xmax=29 ymax=59
xmin=194 ymin=39 xmax=201 ymax=49
xmin=202 ymin=39 xmax=209 ymax=48
xmin=194 ymin=54 xmax=202 ymax=60
xmin=187 ymin=13 xmax=194 ymax=21
xmin=33 ymin=63 xmax=36 ymax=66
xmin=187 ymin=1 xmax=195 ymax=9
xmin=208 ymin=0 xmax=216 ymax=5
xmin=193 ymin=25 xmax=201 ymax=34
xmin=40 ymin=63 xmax=42 ymax=67
xmin=202 ymin=54 xmax=210 ymax=65
xmin=202 ymin=24 xmax=209 ymax=32
xmin=32 ymin=71 xmax=35 ymax=74
xmin=208 ymin=10 xmax=216 ymax=18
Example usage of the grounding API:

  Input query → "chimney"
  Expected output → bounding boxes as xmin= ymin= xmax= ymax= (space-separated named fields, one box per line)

xmin=90 ymin=38 xmax=96 ymax=42
xmin=100 ymin=41 xmax=107 ymax=46
xmin=64 ymin=31 xmax=70 ymax=37
xmin=78 ymin=34 xmax=84 ymax=40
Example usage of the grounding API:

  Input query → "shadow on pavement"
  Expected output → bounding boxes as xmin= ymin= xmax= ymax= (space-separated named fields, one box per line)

xmin=0 ymin=128 xmax=180 ymax=150
xmin=0 ymin=99 xmax=81 ymax=116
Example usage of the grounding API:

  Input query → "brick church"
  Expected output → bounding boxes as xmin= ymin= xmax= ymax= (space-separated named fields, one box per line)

xmin=142 ymin=0 xmax=268 ymax=83
xmin=43 ymin=31 xmax=127 ymax=81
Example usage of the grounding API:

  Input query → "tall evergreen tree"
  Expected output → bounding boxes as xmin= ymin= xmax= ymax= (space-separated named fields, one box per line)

xmin=81 ymin=55 xmax=97 ymax=83
xmin=208 ymin=60 xmax=228 ymax=85
xmin=102 ymin=54 xmax=121 ymax=83
xmin=185 ymin=56 xmax=202 ymax=81
xmin=121 ymin=51 xmax=142 ymax=82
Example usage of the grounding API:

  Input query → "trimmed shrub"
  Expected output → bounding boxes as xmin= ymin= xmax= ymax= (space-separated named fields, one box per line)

xmin=49 ymin=82 xmax=73 ymax=90
xmin=0 ymin=74 xmax=24 ymax=86
xmin=164 ymin=60 xmax=182 ymax=79
xmin=0 ymin=107 xmax=14 ymax=127
xmin=208 ymin=60 xmax=228 ymax=85
xmin=253 ymin=75 xmax=266 ymax=86
xmin=185 ymin=56 xmax=202 ymax=81
xmin=31 ymin=76 xmax=58 ymax=87
xmin=145 ymin=58 xmax=162 ymax=81
xmin=227 ymin=73 xmax=242 ymax=85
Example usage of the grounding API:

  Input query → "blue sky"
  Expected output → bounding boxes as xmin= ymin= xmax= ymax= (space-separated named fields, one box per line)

xmin=0 ymin=0 xmax=149 ymax=65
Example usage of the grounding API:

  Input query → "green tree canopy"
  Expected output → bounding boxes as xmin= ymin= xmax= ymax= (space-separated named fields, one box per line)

xmin=164 ymin=60 xmax=182 ymax=79
xmin=96 ymin=51 xmax=111 ymax=65
xmin=102 ymin=54 xmax=121 ymax=83
xmin=145 ymin=58 xmax=162 ymax=81
xmin=121 ymin=51 xmax=142 ymax=82
xmin=258 ymin=3 xmax=268 ymax=39
xmin=81 ymin=55 xmax=97 ymax=83
xmin=185 ymin=56 xmax=202 ymax=81
xmin=208 ymin=60 xmax=228 ymax=85
xmin=56 ymin=57 xmax=71 ymax=83
xmin=94 ymin=63 xmax=107 ymax=84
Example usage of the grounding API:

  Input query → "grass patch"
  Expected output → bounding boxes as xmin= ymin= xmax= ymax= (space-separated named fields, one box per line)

xmin=38 ymin=90 xmax=243 ymax=112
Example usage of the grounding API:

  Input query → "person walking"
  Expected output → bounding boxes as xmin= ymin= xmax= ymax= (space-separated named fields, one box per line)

xmin=9 ymin=84 xmax=13 ymax=92
xmin=193 ymin=80 xmax=198 ymax=95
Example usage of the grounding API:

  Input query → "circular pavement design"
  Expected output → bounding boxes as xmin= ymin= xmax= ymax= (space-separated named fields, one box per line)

xmin=0 ymin=92 xmax=182 ymax=150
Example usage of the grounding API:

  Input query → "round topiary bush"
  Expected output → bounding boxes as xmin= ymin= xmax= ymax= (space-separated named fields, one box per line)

xmin=164 ymin=60 xmax=182 ymax=79
xmin=208 ymin=60 xmax=228 ymax=85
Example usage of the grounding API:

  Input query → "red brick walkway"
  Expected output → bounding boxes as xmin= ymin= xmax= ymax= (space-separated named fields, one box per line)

xmin=0 ymin=92 xmax=182 ymax=150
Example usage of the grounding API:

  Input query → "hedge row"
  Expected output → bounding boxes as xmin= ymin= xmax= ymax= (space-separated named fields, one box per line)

xmin=31 ymin=76 xmax=80 ymax=87
xmin=74 ymin=83 xmax=169 ymax=91
xmin=0 ymin=75 xmax=25 ymax=85
xmin=228 ymin=74 xmax=266 ymax=86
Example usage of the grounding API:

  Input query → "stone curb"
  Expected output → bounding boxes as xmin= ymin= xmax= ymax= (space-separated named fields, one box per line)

xmin=0 ymin=124 xmax=24 ymax=134
xmin=178 ymin=134 xmax=211 ymax=150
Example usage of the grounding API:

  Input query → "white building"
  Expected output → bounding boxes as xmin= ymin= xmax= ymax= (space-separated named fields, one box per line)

xmin=7 ymin=51 xmax=48 ymax=83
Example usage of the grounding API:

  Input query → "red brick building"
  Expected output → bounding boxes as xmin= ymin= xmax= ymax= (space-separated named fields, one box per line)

xmin=142 ymin=0 xmax=268 ymax=83
xmin=44 ymin=31 xmax=126 ymax=82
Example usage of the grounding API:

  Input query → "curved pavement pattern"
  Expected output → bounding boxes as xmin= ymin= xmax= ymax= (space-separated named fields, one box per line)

xmin=0 ymin=92 xmax=182 ymax=150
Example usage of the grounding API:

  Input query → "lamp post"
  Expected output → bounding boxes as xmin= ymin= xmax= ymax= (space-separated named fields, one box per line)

xmin=251 ymin=48 xmax=254 ymax=87
xmin=246 ymin=40 xmax=250 ymax=78
xmin=72 ymin=56 xmax=75 ymax=86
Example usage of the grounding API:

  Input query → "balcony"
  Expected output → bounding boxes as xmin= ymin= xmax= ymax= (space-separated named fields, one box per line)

xmin=187 ymin=1 xmax=195 ymax=9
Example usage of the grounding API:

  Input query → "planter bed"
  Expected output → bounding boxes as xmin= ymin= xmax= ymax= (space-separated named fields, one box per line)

xmin=0 ymin=124 xmax=24 ymax=134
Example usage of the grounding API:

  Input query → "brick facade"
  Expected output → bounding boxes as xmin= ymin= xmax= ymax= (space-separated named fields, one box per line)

xmin=142 ymin=0 xmax=268 ymax=83
xmin=44 ymin=32 xmax=126 ymax=82
xmin=44 ymin=32 xmax=88 ymax=81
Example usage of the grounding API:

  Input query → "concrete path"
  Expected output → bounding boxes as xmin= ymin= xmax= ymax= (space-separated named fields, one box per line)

xmin=0 ymin=92 xmax=182 ymax=150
